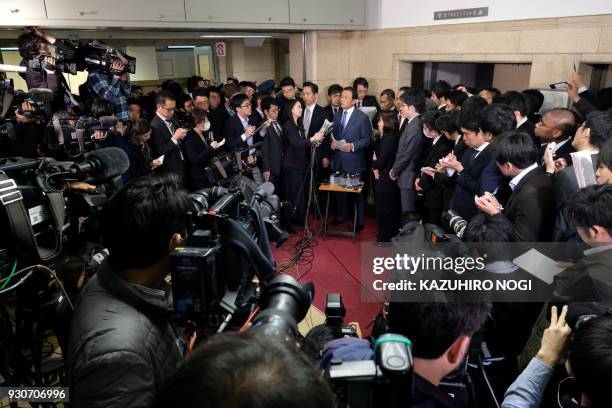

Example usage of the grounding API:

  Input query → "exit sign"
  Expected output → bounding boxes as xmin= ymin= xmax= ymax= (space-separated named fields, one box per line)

xmin=434 ymin=7 xmax=489 ymax=21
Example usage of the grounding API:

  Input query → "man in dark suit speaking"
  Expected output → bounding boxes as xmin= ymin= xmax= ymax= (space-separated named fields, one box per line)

xmin=331 ymin=87 xmax=372 ymax=230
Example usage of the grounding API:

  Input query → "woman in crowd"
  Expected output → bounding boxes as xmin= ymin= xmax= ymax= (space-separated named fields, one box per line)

xmin=183 ymin=108 xmax=224 ymax=190
xmin=596 ymin=138 xmax=612 ymax=185
xmin=128 ymin=118 xmax=160 ymax=180
xmin=281 ymin=98 xmax=324 ymax=223
xmin=372 ymin=111 xmax=400 ymax=241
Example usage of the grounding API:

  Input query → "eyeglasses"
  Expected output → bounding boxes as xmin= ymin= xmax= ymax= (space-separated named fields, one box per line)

xmin=239 ymin=103 xmax=252 ymax=108
xmin=160 ymin=105 xmax=175 ymax=112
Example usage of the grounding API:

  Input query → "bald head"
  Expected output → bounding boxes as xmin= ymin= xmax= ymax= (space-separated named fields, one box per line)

xmin=535 ymin=109 xmax=577 ymax=141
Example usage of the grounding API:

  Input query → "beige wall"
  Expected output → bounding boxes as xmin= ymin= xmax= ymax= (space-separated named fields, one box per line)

xmin=225 ymin=39 xmax=276 ymax=85
xmin=492 ymin=64 xmax=532 ymax=93
xmin=305 ymin=14 xmax=612 ymax=105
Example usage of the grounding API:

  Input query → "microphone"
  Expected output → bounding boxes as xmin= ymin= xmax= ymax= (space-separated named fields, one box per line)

xmin=72 ymin=147 xmax=129 ymax=180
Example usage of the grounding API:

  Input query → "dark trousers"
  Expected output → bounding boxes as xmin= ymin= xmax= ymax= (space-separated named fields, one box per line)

xmin=400 ymin=187 xmax=417 ymax=213
xmin=421 ymin=206 xmax=443 ymax=228
xmin=282 ymin=167 xmax=306 ymax=221
xmin=375 ymin=184 xmax=401 ymax=241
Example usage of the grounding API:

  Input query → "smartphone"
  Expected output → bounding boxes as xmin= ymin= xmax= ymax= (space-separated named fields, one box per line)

xmin=550 ymin=82 xmax=569 ymax=90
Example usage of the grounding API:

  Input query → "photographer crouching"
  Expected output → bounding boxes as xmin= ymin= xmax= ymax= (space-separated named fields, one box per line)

xmin=66 ymin=175 xmax=191 ymax=407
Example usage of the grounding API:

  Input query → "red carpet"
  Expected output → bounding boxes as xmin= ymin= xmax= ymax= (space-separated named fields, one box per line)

xmin=271 ymin=215 xmax=383 ymax=335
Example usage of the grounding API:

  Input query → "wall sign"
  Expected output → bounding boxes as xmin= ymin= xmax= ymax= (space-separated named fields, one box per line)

xmin=434 ymin=7 xmax=489 ymax=21
xmin=215 ymin=42 xmax=226 ymax=57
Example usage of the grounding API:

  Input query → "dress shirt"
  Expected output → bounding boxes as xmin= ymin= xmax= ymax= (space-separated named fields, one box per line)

xmin=509 ymin=162 xmax=538 ymax=191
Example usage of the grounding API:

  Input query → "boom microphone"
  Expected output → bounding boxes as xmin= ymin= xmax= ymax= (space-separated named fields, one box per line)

xmin=28 ymin=88 xmax=56 ymax=104
xmin=72 ymin=147 xmax=129 ymax=180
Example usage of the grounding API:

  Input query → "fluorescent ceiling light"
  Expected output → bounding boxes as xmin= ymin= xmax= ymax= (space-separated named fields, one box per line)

xmin=167 ymin=45 xmax=195 ymax=49
xmin=199 ymin=35 xmax=271 ymax=39
xmin=0 ymin=47 xmax=18 ymax=51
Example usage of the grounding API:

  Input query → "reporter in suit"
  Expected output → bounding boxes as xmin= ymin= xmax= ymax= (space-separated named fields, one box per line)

xmin=260 ymin=97 xmax=283 ymax=191
xmin=282 ymin=98 xmax=324 ymax=222
xmin=440 ymin=112 xmax=493 ymax=221
xmin=353 ymin=77 xmax=380 ymax=111
xmin=183 ymin=108 xmax=225 ymax=191
xmin=149 ymin=90 xmax=188 ymax=182
xmin=390 ymin=88 xmax=427 ymax=214
xmin=331 ymin=87 xmax=373 ymax=230
xmin=415 ymin=110 xmax=452 ymax=226
xmin=224 ymin=93 xmax=256 ymax=152
xmin=475 ymin=132 xmax=555 ymax=242
xmin=372 ymin=111 xmax=400 ymax=241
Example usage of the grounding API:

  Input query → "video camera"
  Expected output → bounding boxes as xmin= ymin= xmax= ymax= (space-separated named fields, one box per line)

xmin=27 ymin=56 xmax=77 ymax=76
xmin=203 ymin=141 xmax=264 ymax=186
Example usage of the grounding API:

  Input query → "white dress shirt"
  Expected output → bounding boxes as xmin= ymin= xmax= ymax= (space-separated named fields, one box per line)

xmin=509 ymin=162 xmax=538 ymax=191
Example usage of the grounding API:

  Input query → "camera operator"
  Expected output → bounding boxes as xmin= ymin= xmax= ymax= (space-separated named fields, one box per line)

xmin=17 ymin=27 xmax=76 ymax=110
xmin=153 ymin=332 xmax=336 ymax=408
xmin=386 ymin=302 xmax=490 ymax=408
xmin=6 ymin=100 xmax=46 ymax=158
xmin=86 ymin=50 xmax=131 ymax=122
xmin=183 ymin=108 xmax=224 ymax=190
xmin=86 ymin=98 xmax=130 ymax=155
xmin=67 ymin=175 xmax=191 ymax=408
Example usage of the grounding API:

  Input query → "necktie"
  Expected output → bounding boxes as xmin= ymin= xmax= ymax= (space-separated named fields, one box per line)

xmin=341 ymin=110 xmax=348 ymax=130
xmin=273 ymin=122 xmax=281 ymax=137
xmin=165 ymin=119 xmax=175 ymax=134
xmin=357 ymin=100 xmax=361 ymax=108
xmin=304 ymin=107 xmax=312 ymax=136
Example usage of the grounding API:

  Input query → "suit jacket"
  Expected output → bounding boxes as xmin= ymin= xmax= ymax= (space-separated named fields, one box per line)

xmin=503 ymin=167 xmax=555 ymax=242
xmin=209 ymin=106 xmax=230 ymax=142
xmin=391 ymin=115 xmax=426 ymax=189
xmin=304 ymin=104 xmax=332 ymax=164
xmin=517 ymin=119 xmax=538 ymax=148
xmin=332 ymin=108 xmax=372 ymax=173
xmin=434 ymin=136 xmax=468 ymax=210
xmin=450 ymin=144 xmax=493 ymax=221
xmin=357 ymin=95 xmax=380 ymax=111
xmin=183 ymin=128 xmax=215 ymax=190
xmin=323 ymin=105 xmax=341 ymax=160
xmin=224 ymin=114 xmax=254 ymax=152
xmin=282 ymin=120 xmax=311 ymax=170
xmin=149 ymin=115 xmax=185 ymax=180
xmin=419 ymin=137 xmax=453 ymax=208
xmin=372 ymin=132 xmax=399 ymax=191
xmin=261 ymin=121 xmax=284 ymax=176
xmin=250 ymin=110 xmax=265 ymax=143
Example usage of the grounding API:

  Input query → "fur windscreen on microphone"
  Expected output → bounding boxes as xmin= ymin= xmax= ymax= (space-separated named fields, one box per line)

xmin=254 ymin=181 xmax=275 ymax=198
xmin=28 ymin=88 xmax=55 ymax=104
xmin=85 ymin=147 xmax=129 ymax=180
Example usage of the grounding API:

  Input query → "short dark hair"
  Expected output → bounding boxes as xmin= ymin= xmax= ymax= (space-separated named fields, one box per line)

xmin=492 ymin=131 xmax=539 ymax=169
xmin=380 ymin=89 xmax=396 ymax=100
xmin=156 ymin=90 xmax=176 ymax=106
xmin=596 ymin=87 xmax=612 ymax=111
xmin=261 ymin=96 xmax=279 ymax=113
xmin=458 ymin=111 xmax=481 ymax=133
xmin=422 ymin=110 xmax=442 ymax=132
xmin=343 ymin=86 xmax=358 ymax=100
xmin=401 ymin=89 xmax=427 ymax=114
xmin=479 ymin=87 xmax=501 ymax=99
xmin=327 ymin=84 xmax=343 ymax=96
xmin=191 ymin=87 xmax=210 ymax=100
xmin=598 ymin=138 xmax=612 ymax=169
xmin=497 ymin=91 xmax=527 ymax=117
xmin=238 ymin=81 xmax=256 ymax=92
xmin=463 ymin=214 xmax=515 ymax=262
xmin=353 ymin=77 xmax=369 ymax=89
xmin=435 ymin=110 xmax=461 ymax=133
xmin=378 ymin=110 xmax=399 ymax=134
xmin=231 ymin=93 xmax=250 ymax=111
xmin=280 ymin=76 xmax=296 ymax=88
xmin=186 ymin=75 xmax=204 ymax=93
xmin=130 ymin=118 xmax=151 ymax=137
xmin=461 ymin=96 xmax=488 ymax=115
xmin=101 ymin=175 xmax=191 ymax=269
xmin=565 ymin=184 xmax=612 ymax=232
xmin=431 ymin=80 xmax=451 ymax=100
xmin=302 ymin=81 xmax=319 ymax=94
xmin=387 ymin=302 xmax=490 ymax=359
xmin=569 ymin=316 xmax=612 ymax=408
xmin=397 ymin=86 xmax=411 ymax=96
xmin=91 ymin=98 xmax=115 ymax=118
xmin=522 ymin=89 xmax=544 ymax=114
xmin=154 ymin=333 xmax=336 ymax=408
xmin=207 ymin=86 xmax=220 ymax=96
xmin=448 ymin=90 xmax=468 ymax=107
xmin=17 ymin=32 xmax=44 ymax=58
xmin=585 ymin=111 xmax=612 ymax=149
xmin=480 ymin=103 xmax=517 ymax=137
xmin=190 ymin=108 xmax=208 ymax=127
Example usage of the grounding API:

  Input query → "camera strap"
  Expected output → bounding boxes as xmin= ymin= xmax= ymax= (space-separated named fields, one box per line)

xmin=0 ymin=171 xmax=65 ymax=261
